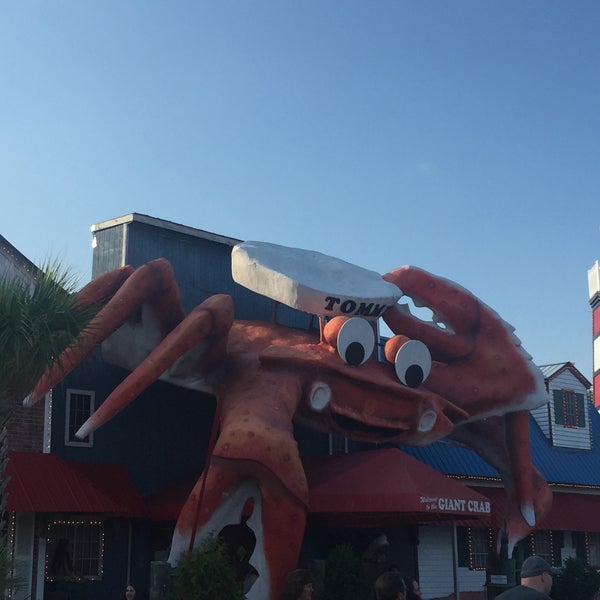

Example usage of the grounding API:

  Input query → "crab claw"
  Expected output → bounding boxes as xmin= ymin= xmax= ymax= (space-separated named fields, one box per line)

xmin=382 ymin=265 xmax=548 ymax=418
xmin=451 ymin=412 xmax=552 ymax=554
xmin=498 ymin=467 xmax=553 ymax=556
xmin=383 ymin=266 xmax=553 ymax=551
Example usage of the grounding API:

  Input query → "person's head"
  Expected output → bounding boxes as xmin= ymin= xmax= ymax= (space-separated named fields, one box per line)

xmin=282 ymin=569 xmax=314 ymax=600
xmin=375 ymin=571 xmax=407 ymax=600
xmin=406 ymin=577 xmax=421 ymax=599
xmin=124 ymin=583 xmax=136 ymax=600
xmin=520 ymin=555 xmax=560 ymax=594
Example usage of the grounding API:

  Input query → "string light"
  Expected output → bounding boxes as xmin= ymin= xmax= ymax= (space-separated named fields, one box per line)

xmin=530 ymin=530 xmax=554 ymax=564
xmin=45 ymin=518 xmax=105 ymax=581
xmin=585 ymin=532 xmax=590 ymax=564
xmin=467 ymin=527 xmax=491 ymax=571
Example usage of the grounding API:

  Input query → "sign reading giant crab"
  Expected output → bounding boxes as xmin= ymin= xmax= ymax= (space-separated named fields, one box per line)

xmin=30 ymin=241 xmax=552 ymax=599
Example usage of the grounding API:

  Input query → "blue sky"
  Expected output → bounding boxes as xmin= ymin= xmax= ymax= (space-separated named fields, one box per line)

xmin=2 ymin=2 xmax=599 ymax=379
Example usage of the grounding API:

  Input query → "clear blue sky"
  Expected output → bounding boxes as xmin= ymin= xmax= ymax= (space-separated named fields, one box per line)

xmin=2 ymin=2 xmax=599 ymax=379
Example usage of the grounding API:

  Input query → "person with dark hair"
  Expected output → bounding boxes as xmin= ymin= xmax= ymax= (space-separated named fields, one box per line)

xmin=405 ymin=577 xmax=422 ymax=600
xmin=375 ymin=570 xmax=406 ymax=600
xmin=282 ymin=568 xmax=314 ymax=600
xmin=122 ymin=583 xmax=137 ymax=600
xmin=49 ymin=538 xmax=83 ymax=598
xmin=50 ymin=538 xmax=77 ymax=580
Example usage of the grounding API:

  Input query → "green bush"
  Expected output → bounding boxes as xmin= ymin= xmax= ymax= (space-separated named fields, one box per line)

xmin=173 ymin=535 xmax=244 ymax=600
xmin=322 ymin=544 xmax=370 ymax=600
xmin=553 ymin=557 xmax=600 ymax=600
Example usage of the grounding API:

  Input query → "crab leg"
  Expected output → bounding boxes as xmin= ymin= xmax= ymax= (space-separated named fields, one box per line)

xmin=170 ymin=373 xmax=308 ymax=600
xmin=450 ymin=415 xmax=552 ymax=555
xmin=77 ymin=293 xmax=233 ymax=438
xmin=28 ymin=259 xmax=186 ymax=405
xmin=383 ymin=265 xmax=551 ymax=548
xmin=505 ymin=411 xmax=535 ymax=527
xmin=170 ymin=457 xmax=306 ymax=600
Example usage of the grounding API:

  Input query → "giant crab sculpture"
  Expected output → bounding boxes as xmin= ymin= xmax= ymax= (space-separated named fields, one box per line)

xmin=30 ymin=241 xmax=552 ymax=599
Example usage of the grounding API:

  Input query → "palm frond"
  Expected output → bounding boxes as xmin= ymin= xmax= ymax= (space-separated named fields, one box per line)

xmin=0 ymin=261 xmax=97 ymax=415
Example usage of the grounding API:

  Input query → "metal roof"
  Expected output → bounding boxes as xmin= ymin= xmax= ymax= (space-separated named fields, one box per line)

xmin=539 ymin=362 xmax=569 ymax=379
xmin=5 ymin=452 xmax=146 ymax=516
xmin=538 ymin=361 xmax=592 ymax=388
xmin=401 ymin=404 xmax=600 ymax=489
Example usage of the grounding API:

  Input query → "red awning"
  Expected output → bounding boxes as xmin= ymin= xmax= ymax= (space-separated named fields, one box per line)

xmin=306 ymin=448 xmax=491 ymax=525
xmin=474 ymin=486 xmax=600 ymax=532
xmin=144 ymin=449 xmax=495 ymax=525
xmin=5 ymin=452 xmax=146 ymax=517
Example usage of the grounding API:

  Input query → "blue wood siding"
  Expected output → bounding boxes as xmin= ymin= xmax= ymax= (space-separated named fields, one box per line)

xmin=93 ymin=219 xmax=314 ymax=326
xmin=92 ymin=224 xmax=124 ymax=278
xmin=53 ymin=357 xmax=215 ymax=495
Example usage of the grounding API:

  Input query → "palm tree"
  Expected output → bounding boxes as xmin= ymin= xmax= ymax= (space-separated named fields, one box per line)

xmin=0 ymin=261 xmax=94 ymax=421
xmin=0 ymin=261 xmax=95 ymax=596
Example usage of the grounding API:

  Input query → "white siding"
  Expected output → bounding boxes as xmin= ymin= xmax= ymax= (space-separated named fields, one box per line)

xmin=417 ymin=525 xmax=486 ymax=600
xmin=531 ymin=403 xmax=551 ymax=437
xmin=13 ymin=513 xmax=34 ymax=600
xmin=548 ymin=370 xmax=591 ymax=450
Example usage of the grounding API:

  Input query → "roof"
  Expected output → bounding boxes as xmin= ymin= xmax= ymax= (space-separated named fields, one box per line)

xmin=5 ymin=452 xmax=146 ymax=516
xmin=91 ymin=213 xmax=242 ymax=247
xmin=400 ymin=405 xmax=600 ymax=488
xmin=538 ymin=361 xmax=591 ymax=389
xmin=0 ymin=234 xmax=39 ymax=280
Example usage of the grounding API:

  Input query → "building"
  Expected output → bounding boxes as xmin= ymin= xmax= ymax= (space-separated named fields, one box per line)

xmin=5 ymin=216 xmax=600 ymax=599
xmin=0 ymin=234 xmax=147 ymax=600
xmin=402 ymin=360 xmax=599 ymax=599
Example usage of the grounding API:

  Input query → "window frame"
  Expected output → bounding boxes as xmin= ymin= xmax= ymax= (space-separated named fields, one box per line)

xmin=457 ymin=527 xmax=491 ymax=571
xmin=65 ymin=389 xmax=95 ymax=447
xmin=553 ymin=388 xmax=586 ymax=428
xmin=468 ymin=528 xmax=490 ymax=571
xmin=587 ymin=532 xmax=600 ymax=568
xmin=530 ymin=530 xmax=553 ymax=565
xmin=562 ymin=389 xmax=578 ymax=428
xmin=328 ymin=433 xmax=348 ymax=455
xmin=45 ymin=518 xmax=104 ymax=581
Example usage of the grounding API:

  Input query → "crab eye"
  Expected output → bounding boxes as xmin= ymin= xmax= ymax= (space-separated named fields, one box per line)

xmin=336 ymin=317 xmax=375 ymax=366
xmin=393 ymin=339 xmax=431 ymax=388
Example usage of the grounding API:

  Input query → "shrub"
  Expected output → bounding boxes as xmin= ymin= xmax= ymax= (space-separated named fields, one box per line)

xmin=553 ymin=557 xmax=600 ymax=600
xmin=173 ymin=535 xmax=244 ymax=600
xmin=322 ymin=544 xmax=371 ymax=600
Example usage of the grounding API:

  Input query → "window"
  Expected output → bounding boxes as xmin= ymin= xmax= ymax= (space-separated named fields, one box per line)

xmin=457 ymin=527 xmax=490 ymax=570
xmin=65 ymin=389 xmax=95 ymax=447
xmin=45 ymin=519 xmax=104 ymax=581
xmin=328 ymin=433 xmax=348 ymax=455
xmin=563 ymin=390 xmax=578 ymax=427
xmin=469 ymin=528 xmax=490 ymax=570
xmin=553 ymin=389 xmax=586 ymax=428
xmin=531 ymin=530 xmax=553 ymax=564
xmin=587 ymin=533 xmax=600 ymax=568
